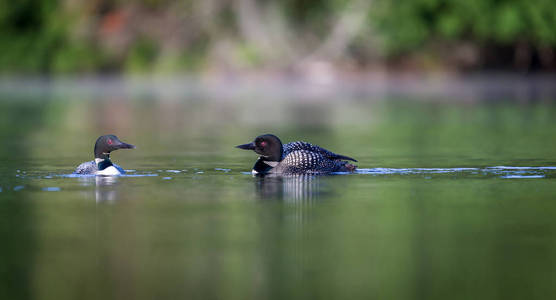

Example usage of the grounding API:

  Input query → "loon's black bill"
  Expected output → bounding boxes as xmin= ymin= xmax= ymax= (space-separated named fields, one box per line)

xmin=119 ymin=142 xmax=136 ymax=149
xmin=236 ymin=142 xmax=255 ymax=150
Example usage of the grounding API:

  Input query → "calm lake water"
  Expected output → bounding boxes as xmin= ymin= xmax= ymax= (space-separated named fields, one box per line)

xmin=1 ymin=77 xmax=556 ymax=299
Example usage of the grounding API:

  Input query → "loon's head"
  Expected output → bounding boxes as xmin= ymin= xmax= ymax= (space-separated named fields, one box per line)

xmin=236 ymin=134 xmax=283 ymax=162
xmin=94 ymin=135 xmax=136 ymax=160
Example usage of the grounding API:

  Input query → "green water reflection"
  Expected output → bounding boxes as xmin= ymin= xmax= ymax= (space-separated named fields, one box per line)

xmin=1 ymin=89 xmax=556 ymax=300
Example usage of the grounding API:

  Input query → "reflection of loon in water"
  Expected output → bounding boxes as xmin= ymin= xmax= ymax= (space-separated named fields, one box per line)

xmin=78 ymin=175 xmax=121 ymax=203
xmin=255 ymin=175 xmax=327 ymax=279
xmin=255 ymin=175 xmax=324 ymax=204
xmin=94 ymin=176 xmax=120 ymax=203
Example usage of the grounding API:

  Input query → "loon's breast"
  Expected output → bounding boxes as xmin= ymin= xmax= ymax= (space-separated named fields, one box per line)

xmin=96 ymin=165 xmax=124 ymax=175
xmin=73 ymin=160 xmax=125 ymax=175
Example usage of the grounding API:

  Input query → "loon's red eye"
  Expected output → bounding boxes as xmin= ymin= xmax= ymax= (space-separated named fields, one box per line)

xmin=107 ymin=139 xmax=113 ymax=145
xmin=260 ymin=141 xmax=267 ymax=147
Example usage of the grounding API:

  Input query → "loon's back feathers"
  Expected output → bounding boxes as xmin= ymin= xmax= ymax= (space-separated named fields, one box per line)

xmin=75 ymin=161 xmax=97 ymax=175
xmin=283 ymin=141 xmax=357 ymax=162
xmin=277 ymin=149 xmax=354 ymax=174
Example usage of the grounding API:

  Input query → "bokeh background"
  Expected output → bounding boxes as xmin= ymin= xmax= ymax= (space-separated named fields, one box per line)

xmin=2 ymin=0 xmax=556 ymax=74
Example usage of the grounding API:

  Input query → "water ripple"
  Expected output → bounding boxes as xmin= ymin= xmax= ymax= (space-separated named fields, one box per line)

xmin=58 ymin=173 xmax=159 ymax=178
xmin=8 ymin=166 xmax=556 ymax=182
xmin=356 ymin=166 xmax=555 ymax=178
xmin=500 ymin=175 xmax=545 ymax=179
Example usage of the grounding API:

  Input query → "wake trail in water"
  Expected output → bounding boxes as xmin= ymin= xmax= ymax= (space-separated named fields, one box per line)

xmin=354 ymin=166 xmax=556 ymax=178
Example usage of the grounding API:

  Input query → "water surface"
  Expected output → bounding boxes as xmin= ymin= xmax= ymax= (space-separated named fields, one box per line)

xmin=1 ymin=79 xmax=556 ymax=299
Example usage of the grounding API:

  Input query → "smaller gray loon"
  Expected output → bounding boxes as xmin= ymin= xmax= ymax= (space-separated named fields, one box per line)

xmin=236 ymin=134 xmax=357 ymax=175
xmin=74 ymin=135 xmax=135 ymax=175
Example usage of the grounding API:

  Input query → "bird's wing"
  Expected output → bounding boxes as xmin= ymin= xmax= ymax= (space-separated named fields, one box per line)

xmin=284 ymin=141 xmax=357 ymax=162
xmin=74 ymin=161 xmax=97 ymax=174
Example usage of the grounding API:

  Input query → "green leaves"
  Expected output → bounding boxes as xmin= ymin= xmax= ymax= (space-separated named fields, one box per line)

xmin=1 ymin=0 xmax=555 ymax=72
xmin=373 ymin=0 xmax=556 ymax=53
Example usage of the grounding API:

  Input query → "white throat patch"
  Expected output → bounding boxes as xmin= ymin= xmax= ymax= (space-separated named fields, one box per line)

xmin=263 ymin=161 xmax=279 ymax=167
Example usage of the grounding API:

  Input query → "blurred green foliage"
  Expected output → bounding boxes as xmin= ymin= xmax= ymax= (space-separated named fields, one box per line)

xmin=372 ymin=0 xmax=556 ymax=52
xmin=0 ymin=0 xmax=555 ymax=73
xmin=0 ymin=0 xmax=99 ymax=73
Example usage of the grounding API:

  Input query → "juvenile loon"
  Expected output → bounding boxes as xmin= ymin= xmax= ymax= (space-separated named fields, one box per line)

xmin=236 ymin=134 xmax=357 ymax=175
xmin=74 ymin=135 xmax=135 ymax=175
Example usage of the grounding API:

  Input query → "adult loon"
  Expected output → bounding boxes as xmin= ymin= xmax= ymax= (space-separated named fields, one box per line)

xmin=236 ymin=134 xmax=357 ymax=175
xmin=74 ymin=135 xmax=135 ymax=175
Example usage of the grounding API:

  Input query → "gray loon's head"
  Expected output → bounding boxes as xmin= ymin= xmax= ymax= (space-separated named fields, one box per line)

xmin=94 ymin=135 xmax=136 ymax=160
xmin=236 ymin=134 xmax=283 ymax=162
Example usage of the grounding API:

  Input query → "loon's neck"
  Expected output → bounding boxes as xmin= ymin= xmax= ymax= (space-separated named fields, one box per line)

xmin=95 ymin=158 xmax=113 ymax=171
xmin=253 ymin=158 xmax=279 ymax=175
